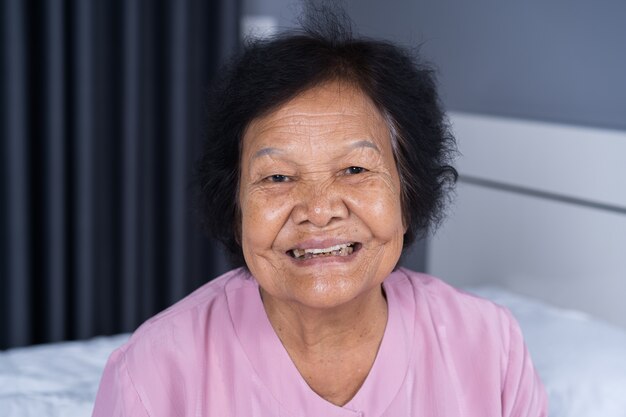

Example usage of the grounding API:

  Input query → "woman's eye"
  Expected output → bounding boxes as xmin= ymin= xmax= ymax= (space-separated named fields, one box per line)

xmin=345 ymin=166 xmax=366 ymax=175
xmin=267 ymin=174 xmax=289 ymax=183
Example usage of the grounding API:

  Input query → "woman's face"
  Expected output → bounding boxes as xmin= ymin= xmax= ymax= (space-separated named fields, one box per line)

xmin=239 ymin=82 xmax=406 ymax=311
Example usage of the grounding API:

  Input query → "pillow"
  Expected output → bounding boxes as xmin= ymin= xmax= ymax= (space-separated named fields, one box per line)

xmin=468 ymin=287 xmax=626 ymax=417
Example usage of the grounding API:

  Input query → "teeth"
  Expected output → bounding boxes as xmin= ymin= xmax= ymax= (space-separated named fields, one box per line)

xmin=291 ymin=243 xmax=355 ymax=259
xmin=307 ymin=243 xmax=347 ymax=254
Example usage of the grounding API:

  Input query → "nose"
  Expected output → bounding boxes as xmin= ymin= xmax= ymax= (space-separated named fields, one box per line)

xmin=291 ymin=182 xmax=349 ymax=227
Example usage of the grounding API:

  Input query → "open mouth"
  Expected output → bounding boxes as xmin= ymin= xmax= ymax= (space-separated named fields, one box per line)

xmin=287 ymin=242 xmax=361 ymax=260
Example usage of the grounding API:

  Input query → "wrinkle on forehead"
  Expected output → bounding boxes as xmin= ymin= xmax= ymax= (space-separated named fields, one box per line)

xmin=248 ymin=111 xmax=381 ymax=137
xmin=245 ymin=81 xmax=384 ymax=131
xmin=241 ymin=81 xmax=396 ymax=176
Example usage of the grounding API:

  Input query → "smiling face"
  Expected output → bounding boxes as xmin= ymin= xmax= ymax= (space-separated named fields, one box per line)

xmin=238 ymin=81 xmax=406 ymax=312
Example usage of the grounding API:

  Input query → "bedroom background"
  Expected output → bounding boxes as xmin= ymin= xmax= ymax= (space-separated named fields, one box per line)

xmin=1 ymin=0 xmax=240 ymax=350
xmin=2 ymin=0 xmax=625 ymax=348
xmin=2 ymin=1 xmax=626 ymax=416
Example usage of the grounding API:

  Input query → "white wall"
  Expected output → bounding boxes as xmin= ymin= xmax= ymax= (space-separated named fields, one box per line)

xmin=429 ymin=113 xmax=626 ymax=329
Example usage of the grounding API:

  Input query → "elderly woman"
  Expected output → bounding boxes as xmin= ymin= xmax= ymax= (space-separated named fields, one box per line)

xmin=93 ymin=12 xmax=547 ymax=417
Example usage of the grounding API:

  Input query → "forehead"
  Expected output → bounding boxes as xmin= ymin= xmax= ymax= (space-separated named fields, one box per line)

xmin=241 ymin=82 xmax=392 ymax=155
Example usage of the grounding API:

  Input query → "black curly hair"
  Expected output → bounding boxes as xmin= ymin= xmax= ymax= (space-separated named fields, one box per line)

xmin=196 ymin=5 xmax=457 ymax=267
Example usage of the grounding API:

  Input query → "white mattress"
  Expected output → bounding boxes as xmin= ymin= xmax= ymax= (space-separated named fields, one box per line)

xmin=1 ymin=288 xmax=625 ymax=417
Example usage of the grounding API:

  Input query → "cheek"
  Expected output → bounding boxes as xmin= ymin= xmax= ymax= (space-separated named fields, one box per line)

xmin=373 ymin=200 xmax=404 ymax=240
xmin=240 ymin=191 xmax=291 ymax=250
xmin=348 ymin=181 xmax=404 ymax=238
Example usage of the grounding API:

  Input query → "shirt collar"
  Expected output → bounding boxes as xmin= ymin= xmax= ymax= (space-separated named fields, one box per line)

xmin=227 ymin=269 xmax=415 ymax=417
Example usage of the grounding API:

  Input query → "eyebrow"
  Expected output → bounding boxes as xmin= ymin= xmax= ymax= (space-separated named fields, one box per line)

xmin=252 ymin=139 xmax=380 ymax=160
xmin=349 ymin=140 xmax=380 ymax=153
xmin=253 ymin=147 xmax=282 ymax=159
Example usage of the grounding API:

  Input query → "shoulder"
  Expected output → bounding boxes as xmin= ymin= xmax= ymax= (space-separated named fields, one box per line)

xmin=95 ymin=268 xmax=256 ymax=414
xmin=387 ymin=268 xmax=549 ymax=414
xmin=113 ymin=267 xmax=254 ymax=369
xmin=389 ymin=267 xmax=508 ymax=315
xmin=389 ymin=267 xmax=516 ymax=352
xmin=131 ymin=267 xmax=251 ymax=338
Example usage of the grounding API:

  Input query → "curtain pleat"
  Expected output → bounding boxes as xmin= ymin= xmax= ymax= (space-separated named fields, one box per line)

xmin=167 ymin=0 xmax=189 ymax=304
xmin=4 ymin=0 xmax=31 ymax=348
xmin=44 ymin=0 xmax=67 ymax=343
xmin=139 ymin=3 xmax=157 ymax=322
xmin=73 ymin=0 xmax=96 ymax=341
xmin=1 ymin=0 xmax=241 ymax=349
xmin=121 ymin=0 xmax=141 ymax=332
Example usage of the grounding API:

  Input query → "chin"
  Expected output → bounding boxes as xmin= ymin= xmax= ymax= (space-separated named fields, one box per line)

xmin=285 ymin=276 xmax=383 ymax=311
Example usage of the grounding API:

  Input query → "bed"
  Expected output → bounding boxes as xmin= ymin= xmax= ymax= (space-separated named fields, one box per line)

xmin=2 ymin=112 xmax=625 ymax=416
xmin=1 ymin=286 xmax=626 ymax=417
xmin=0 ymin=334 xmax=129 ymax=417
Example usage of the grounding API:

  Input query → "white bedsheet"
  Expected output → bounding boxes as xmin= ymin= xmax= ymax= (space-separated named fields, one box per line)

xmin=1 ymin=288 xmax=625 ymax=417
xmin=0 ymin=334 xmax=129 ymax=417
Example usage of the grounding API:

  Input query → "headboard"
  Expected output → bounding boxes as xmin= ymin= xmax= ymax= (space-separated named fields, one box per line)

xmin=427 ymin=111 xmax=626 ymax=330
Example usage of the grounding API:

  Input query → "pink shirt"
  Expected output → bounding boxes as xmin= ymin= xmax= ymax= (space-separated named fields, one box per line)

xmin=92 ymin=267 xmax=547 ymax=416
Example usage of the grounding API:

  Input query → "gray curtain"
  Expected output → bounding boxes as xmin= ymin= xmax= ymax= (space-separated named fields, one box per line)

xmin=1 ymin=0 xmax=240 ymax=349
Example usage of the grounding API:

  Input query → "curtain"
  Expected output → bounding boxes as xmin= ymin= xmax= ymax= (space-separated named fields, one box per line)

xmin=1 ymin=0 xmax=241 ymax=349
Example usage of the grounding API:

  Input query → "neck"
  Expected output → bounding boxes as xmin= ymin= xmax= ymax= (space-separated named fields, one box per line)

xmin=260 ymin=285 xmax=388 ymax=356
xmin=260 ymin=285 xmax=389 ymax=406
